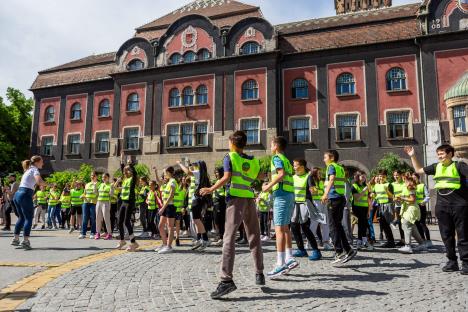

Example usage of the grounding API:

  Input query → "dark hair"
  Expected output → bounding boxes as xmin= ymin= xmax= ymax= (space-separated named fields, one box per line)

xmin=293 ymin=158 xmax=309 ymax=172
xmin=436 ymin=144 xmax=455 ymax=156
xmin=229 ymin=131 xmax=247 ymax=149
xmin=325 ymin=150 xmax=339 ymax=162
xmin=140 ymin=176 xmax=148 ymax=183
xmin=311 ymin=167 xmax=322 ymax=182
xmin=91 ymin=171 xmax=98 ymax=177
xmin=165 ymin=166 xmax=175 ymax=176
xmin=393 ymin=170 xmax=402 ymax=175
xmin=378 ymin=170 xmax=387 ymax=176
xmin=273 ymin=136 xmax=288 ymax=151
xmin=215 ymin=167 xmax=224 ymax=177
xmin=102 ymin=173 xmax=110 ymax=179
xmin=412 ymin=172 xmax=420 ymax=179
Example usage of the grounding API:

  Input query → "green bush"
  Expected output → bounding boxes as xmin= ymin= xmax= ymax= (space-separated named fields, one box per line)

xmin=113 ymin=163 xmax=150 ymax=180
xmin=371 ymin=152 xmax=412 ymax=182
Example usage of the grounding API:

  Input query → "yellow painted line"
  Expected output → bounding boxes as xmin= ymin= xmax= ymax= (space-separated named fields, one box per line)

xmin=0 ymin=241 xmax=161 ymax=312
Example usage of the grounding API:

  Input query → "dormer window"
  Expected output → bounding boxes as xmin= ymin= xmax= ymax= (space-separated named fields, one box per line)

xmin=184 ymin=51 xmax=196 ymax=63
xmin=170 ymin=53 xmax=182 ymax=65
xmin=127 ymin=59 xmax=145 ymax=71
xmin=241 ymin=42 xmax=260 ymax=55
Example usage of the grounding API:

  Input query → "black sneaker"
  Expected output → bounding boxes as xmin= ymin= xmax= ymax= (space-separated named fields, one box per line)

xmin=211 ymin=281 xmax=237 ymax=299
xmin=236 ymin=239 xmax=248 ymax=246
xmin=1 ymin=227 xmax=11 ymax=231
xmin=461 ymin=263 xmax=468 ymax=275
xmin=255 ymin=273 xmax=265 ymax=286
xmin=380 ymin=242 xmax=396 ymax=248
xmin=442 ymin=261 xmax=459 ymax=272
xmin=176 ymin=239 xmax=180 ymax=247
xmin=235 ymin=237 xmax=243 ymax=243
xmin=395 ymin=241 xmax=405 ymax=247
xmin=341 ymin=249 xmax=357 ymax=264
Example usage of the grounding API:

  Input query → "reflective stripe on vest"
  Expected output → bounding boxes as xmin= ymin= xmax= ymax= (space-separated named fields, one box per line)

xmin=121 ymin=178 xmax=132 ymax=201
xmin=174 ymin=186 xmax=186 ymax=212
xmin=147 ymin=190 xmax=158 ymax=210
xmin=111 ymin=188 xmax=120 ymax=204
xmin=229 ymin=152 xmax=260 ymax=198
xmin=352 ymin=183 xmax=369 ymax=207
xmin=270 ymin=154 xmax=294 ymax=193
xmin=36 ymin=191 xmax=48 ymax=205
xmin=374 ymin=183 xmax=390 ymax=204
xmin=391 ymin=182 xmax=405 ymax=198
xmin=70 ymin=189 xmax=83 ymax=206
xmin=293 ymin=173 xmax=309 ymax=203
xmin=84 ymin=182 xmax=98 ymax=204
xmin=416 ymin=184 xmax=425 ymax=204
xmin=48 ymin=190 xmax=59 ymax=206
xmin=434 ymin=162 xmax=461 ymax=190
xmin=188 ymin=179 xmax=196 ymax=210
xmin=162 ymin=179 xmax=178 ymax=203
xmin=312 ymin=180 xmax=324 ymax=200
xmin=60 ymin=195 xmax=71 ymax=209
xmin=98 ymin=183 xmax=112 ymax=202
xmin=324 ymin=163 xmax=346 ymax=196
xmin=258 ymin=191 xmax=270 ymax=212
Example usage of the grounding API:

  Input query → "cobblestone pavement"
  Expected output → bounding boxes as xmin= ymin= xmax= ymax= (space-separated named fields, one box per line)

xmin=16 ymin=227 xmax=468 ymax=312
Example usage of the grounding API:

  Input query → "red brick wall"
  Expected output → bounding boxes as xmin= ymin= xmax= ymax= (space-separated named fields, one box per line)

xmin=92 ymin=91 xmax=114 ymax=140
xmin=120 ymin=83 xmax=146 ymax=137
xmin=435 ymin=48 xmax=468 ymax=120
xmin=234 ymin=68 xmax=267 ymax=129
xmin=63 ymin=94 xmax=87 ymax=144
xmin=165 ymin=26 xmax=214 ymax=57
xmin=162 ymin=75 xmax=215 ymax=133
xmin=376 ymin=55 xmax=420 ymax=125
xmin=283 ymin=66 xmax=318 ymax=129
xmin=328 ymin=61 xmax=366 ymax=127
xmin=38 ymin=97 xmax=60 ymax=145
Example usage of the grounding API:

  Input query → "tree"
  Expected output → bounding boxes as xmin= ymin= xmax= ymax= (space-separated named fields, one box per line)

xmin=371 ymin=152 xmax=412 ymax=182
xmin=0 ymin=88 xmax=34 ymax=175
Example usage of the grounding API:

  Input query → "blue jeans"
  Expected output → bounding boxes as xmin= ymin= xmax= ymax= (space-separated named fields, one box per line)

xmin=54 ymin=205 xmax=62 ymax=225
xmin=81 ymin=203 xmax=96 ymax=235
xmin=13 ymin=187 xmax=35 ymax=237
xmin=368 ymin=205 xmax=377 ymax=241
xmin=47 ymin=205 xmax=62 ymax=227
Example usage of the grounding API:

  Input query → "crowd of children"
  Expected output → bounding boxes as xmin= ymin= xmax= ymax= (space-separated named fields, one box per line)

xmin=5 ymin=133 xmax=468 ymax=299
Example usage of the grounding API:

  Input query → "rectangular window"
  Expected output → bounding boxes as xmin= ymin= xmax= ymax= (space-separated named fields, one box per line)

xmin=68 ymin=134 xmax=80 ymax=155
xmin=167 ymin=125 xmax=179 ymax=147
xmin=290 ymin=118 xmax=310 ymax=143
xmin=453 ymin=106 xmax=467 ymax=134
xmin=337 ymin=115 xmax=358 ymax=141
xmin=41 ymin=137 xmax=53 ymax=156
xmin=241 ymin=119 xmax=259 ymax=145
xmin=181 ymin=124 xmax=193 ymax=147
xmin=95 ymin=132 xmax=110 ymax=153
xmin=195 ymin=123 xmax=208 ymax=146
xmin=124 ymin=128 xmax=139 ymax=150
xmin=387 ymin=111 xmax=410 ymax=139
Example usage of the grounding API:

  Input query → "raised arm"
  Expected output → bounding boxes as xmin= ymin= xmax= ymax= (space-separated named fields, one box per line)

xmin=177 ymin=160 xmax=193 ymax=176
xmin=404 ymin=146 xmax=425 ymax=175
xmin=152 ymin=167 xmax=162 ymax=185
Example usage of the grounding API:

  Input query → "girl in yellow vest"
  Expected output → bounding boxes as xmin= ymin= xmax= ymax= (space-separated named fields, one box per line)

xmin=146 ymin=180 xmax=162 ymax=240
xmin=79 ymin=171 xmax=99 ymax=239
xmin=33 ymin=184 xmax=48 ymax=229
xmin=412 ymin=172 xmax=432 ymax=247
xmin=138 ymin=177 xmax=150 ymax=238
xmin=59 ymin=188 xmax=71 ymax=229
xmin=69 ymin=181 xmax=84 ymax=233
xmin=47 ymin=184 xmax=60 ymax=230
xmin=351 ymin=171 xmax=373 ymax=251
xmin=96 ymin=173 xmax=114 ymax=240
xmin=154 ymin=166 xmax=178 ymax=254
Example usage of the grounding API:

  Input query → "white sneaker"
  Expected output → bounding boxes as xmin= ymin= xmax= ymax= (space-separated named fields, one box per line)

xmin=191 ymin=240 xmax=203 ymax=250
xmin=262 ymin=236 xmax=270 ymax=242
xmin=155 ymin=245 xmax=164 ymax=252
xmin=181 ymin=231 xmax=188 ymax=237
xmin=323 ymin=243 xmax=334 ymax=251
xmin=365 ymin=243 xmax=374 ymax=251
xmin=89 ymin=234 xmax=95 ymax=239
xmin=198 ymin=240 xmax=210 ymax=251
xmin=398 ymin=245 xmax=413 ymax=254
xmin=78 ymin=234 xmax=85 ymax=239
xmin=158 ymin=246 xmax=173 ymax=254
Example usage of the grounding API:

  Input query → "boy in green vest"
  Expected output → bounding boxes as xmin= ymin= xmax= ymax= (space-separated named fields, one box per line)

xmin=69 ymin=181 xmax=84 ymax=233
xmin=321 ymin=150 xmax=357 ymax=264
xmin=257 ymin=182 xmax=272 ymax=241
xmin=200 ymin=131 xmax=264 ymax=299
xmin=374 ymin=170 xmax=396 ymax=248
xmin=391 ymin=170 xmax=406 ymax=245
xmin=405 ymin=144 xmax=468 ymax=274
xmin=262 ymin=137 xmax=298 ymax=277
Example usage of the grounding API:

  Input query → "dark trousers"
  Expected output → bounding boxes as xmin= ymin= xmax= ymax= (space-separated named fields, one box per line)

xmin=436 ymin=205 xmax=468 ymax=263
xmin=61 ymin=209 xmax=70 ymax=228
xmin=416 ymin=204 xmax=431 ymax=241
xmin=139 ymin=203 xmax=148 ymax=232
xmin=291 ymin=219 xmax=318 ymax=251
xmin=4 ymin=200 xmax=16 ymax=228
xmin=119 ymin=201 xmax=135 ymax=242
xmin=183 ymin=211 xmax=190 ymax=231
xmin=353 ymin=205 xmax=369 ymax=240
xmin=147 ymin=209 xmax=157 ymax=236
xmin=327 ymin=197 xmax=351 ymax=254
xmin=203 ymin=210 xmax=213 ymax=232
xmin=378 ymin=204 xmax=395 ymax=244
xmin=214 ymin=202 xmax=226 ymax=238
xmin=110 ymin=203 xmax=118 ymax=232
xmin=259 ymin=211 xmax=269 ymax=236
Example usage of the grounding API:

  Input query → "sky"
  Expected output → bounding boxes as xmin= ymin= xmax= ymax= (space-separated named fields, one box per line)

xmin=0 ymin=0 xmax=419 ymax=101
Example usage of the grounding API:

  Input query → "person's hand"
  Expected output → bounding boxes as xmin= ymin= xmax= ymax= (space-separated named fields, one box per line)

xmin=200 ymin=187 xmax=212 ymax=196
xmin=262 ymin=184 xmax=270 ymax=192
xmin=158 ymin=208 xmax=165 ymax=216
xmin=176 ymin=160 xmax=181 ymax=165
xmin=152 ymin=166 xmax=158 ymax=171
xmin=404 ymin=146 xmax=415 ymax=157
xmin=320 ymin=194 xmax=327 ymax=204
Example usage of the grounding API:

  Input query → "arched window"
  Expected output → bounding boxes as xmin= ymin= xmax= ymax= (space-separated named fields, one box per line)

xmin=198 ymin=49 xmax=211 ymax=61
xmin=241 ymin=42 xmax=260 ymax=55
xmin=127 ymin=59 xmax=145 ymax=71
xmin=45 ymin=106 xmax=55 ymax=122
xmin=98 ymin=99 xmax=110 ymax=117
xmin=386 ymin=67 xmax=407 ymax=91
xmin=242 ymin=80 xmax=259 ymax=100
xmin=169 ymin=88 xmax=180 ymax=107
xmin=292 ymin=78 xmax=309 ymax=99
xmin=183 ymin=51 xmax=196 ymax=63
xmin=196 ymin=85 xmax=208 ymax=105
xmin=183 ymin=87 xmax=194 ymax=106
xmin=336 ymin=73 xmax=356 ymax=96
xmin=170 ymin=53 xmax=182 ymax=65
xmin=70 ymin=102 xmax=81 ymax=120
xmin=126 ymin=93 xmax=139 ymax=112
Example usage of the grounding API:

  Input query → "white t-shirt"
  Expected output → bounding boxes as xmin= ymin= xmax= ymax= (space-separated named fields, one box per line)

xmin=19 ymin=166 xmax=40 ymax=190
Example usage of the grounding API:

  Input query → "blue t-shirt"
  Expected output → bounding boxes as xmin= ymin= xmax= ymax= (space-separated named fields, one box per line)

xmin=326 ymin=165 xmax=342 ymax=199
xmin=223 ymin=153 xmax=254 ymax=200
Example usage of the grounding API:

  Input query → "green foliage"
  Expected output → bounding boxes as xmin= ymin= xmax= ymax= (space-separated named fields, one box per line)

xmin=44 ymin=164 xmax=100 ymax=190
xmin=113 ymin=163 xmax=150 ymax=180
xmin=258 ymin=155 xmax=272 ymax=174
xmin=371 ymin=153 xmax=412 ymax=182
xmin=0 ymin=88 xmax=34 ymax=174
xmin=76 ymin=164 xmax=94 ymax=183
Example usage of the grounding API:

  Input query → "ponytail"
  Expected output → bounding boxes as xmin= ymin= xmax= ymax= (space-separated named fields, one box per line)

xmin=22 ymin=160 xmax=32 ymax=171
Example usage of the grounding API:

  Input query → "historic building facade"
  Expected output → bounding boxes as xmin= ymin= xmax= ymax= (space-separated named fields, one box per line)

xmin=30 ymin=0 xmax=468 ymax=175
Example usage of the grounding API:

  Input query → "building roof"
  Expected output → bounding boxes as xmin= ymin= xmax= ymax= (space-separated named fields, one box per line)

xmin=39 ymin=52 xmax=116 ymax=74
xmin=444 ymin=72 xmax=468 ymax=101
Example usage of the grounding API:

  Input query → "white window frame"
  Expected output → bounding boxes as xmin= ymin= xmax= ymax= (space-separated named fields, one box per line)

xmin=239 ymin=117 xmax=261 ymax=145
xmin=95 ymin=131 xmax=110 ymax=154
xmin=335 ymin=113 xmax=360 ymax=141
xmin=41 ymin=135 xmax=54 ymax=156
xmin=67 ymin=133 xmax=81 ymax=155
xmin=123 ymin=127 xmax=140 ymax=151
xmin=288 ymin=116 xmax=311 ymax=143
xmin=166 ymin=122 xmax=210 ymax=148
xmin=385 ymin=109 xmax=413 ymax=139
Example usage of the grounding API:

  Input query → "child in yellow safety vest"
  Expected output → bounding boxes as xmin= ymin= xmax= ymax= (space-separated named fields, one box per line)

xmin=96 ymin=173 xmax=114 ymax=240
xmin=412 ymin=172 xmax=432 ymax=247
xmin=47 ymin=184 xmax=61 ymax=230
xmin=146 ymin=180 xmax=162 ymax=239
xmin=33 ymin=184 xmax=48 ymax=229
xmin=59 ymin=188 xmax=71 ymax=229
xmin=256 ymin=183 xmax=272 ymax=241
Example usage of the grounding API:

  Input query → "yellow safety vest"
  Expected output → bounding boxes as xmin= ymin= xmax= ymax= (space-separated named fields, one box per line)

xmin=324 ymin=162 xmax=346 ymax=196
xmin=121 ymin=178 xmax=132 ymax=201
xmin=374 ymin=183 xmax=390 ymax=204
xmin=434 ymin=162 xmax=461 ymax=190
xmin=187 ymin=178 xmax=196 ymax=210
xmin=97 ymin=183 xmax=112 ymax=202
xmin=229 ymin=152 xmax=260 ymax=198
xmin=270 ymin=154 xmax=294 ymax=193
xmin=258 ymin=191 xmax=271 ymax=212
xmin=48 ymin=190 xmax=60 ymax=206
xmin=70 ymin=189 xmax=83 ymax=206
xmin=84 ymin=182 xmax=98 ymax=204
xmin=352 ymin=183 xmax=369 ymax=207
xmin=35 ymin=190 xmax=48 ymax=205
xmin=416 ymin=184 xmax=425 ymax=204
xmin=60 ymin=195 xmax=71 ymax=209
xmin=174 ymin=186 xmax=186 ymax=212
xmin=162 ymin=178 xmax=177 ymax=203
xmin=147 ymin=190 xmax=158 ymax=211
xmin=293 ymin=173 xmax=309 ymax=203
xmin=312 ymin=180 xmax=324 ymax=201
xmin=111 ymin=188 xmax=120 ymax=204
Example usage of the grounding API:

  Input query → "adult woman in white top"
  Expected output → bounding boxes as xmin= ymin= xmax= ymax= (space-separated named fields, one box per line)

xmin=12 ymin=156 xmax=47 ymax=250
